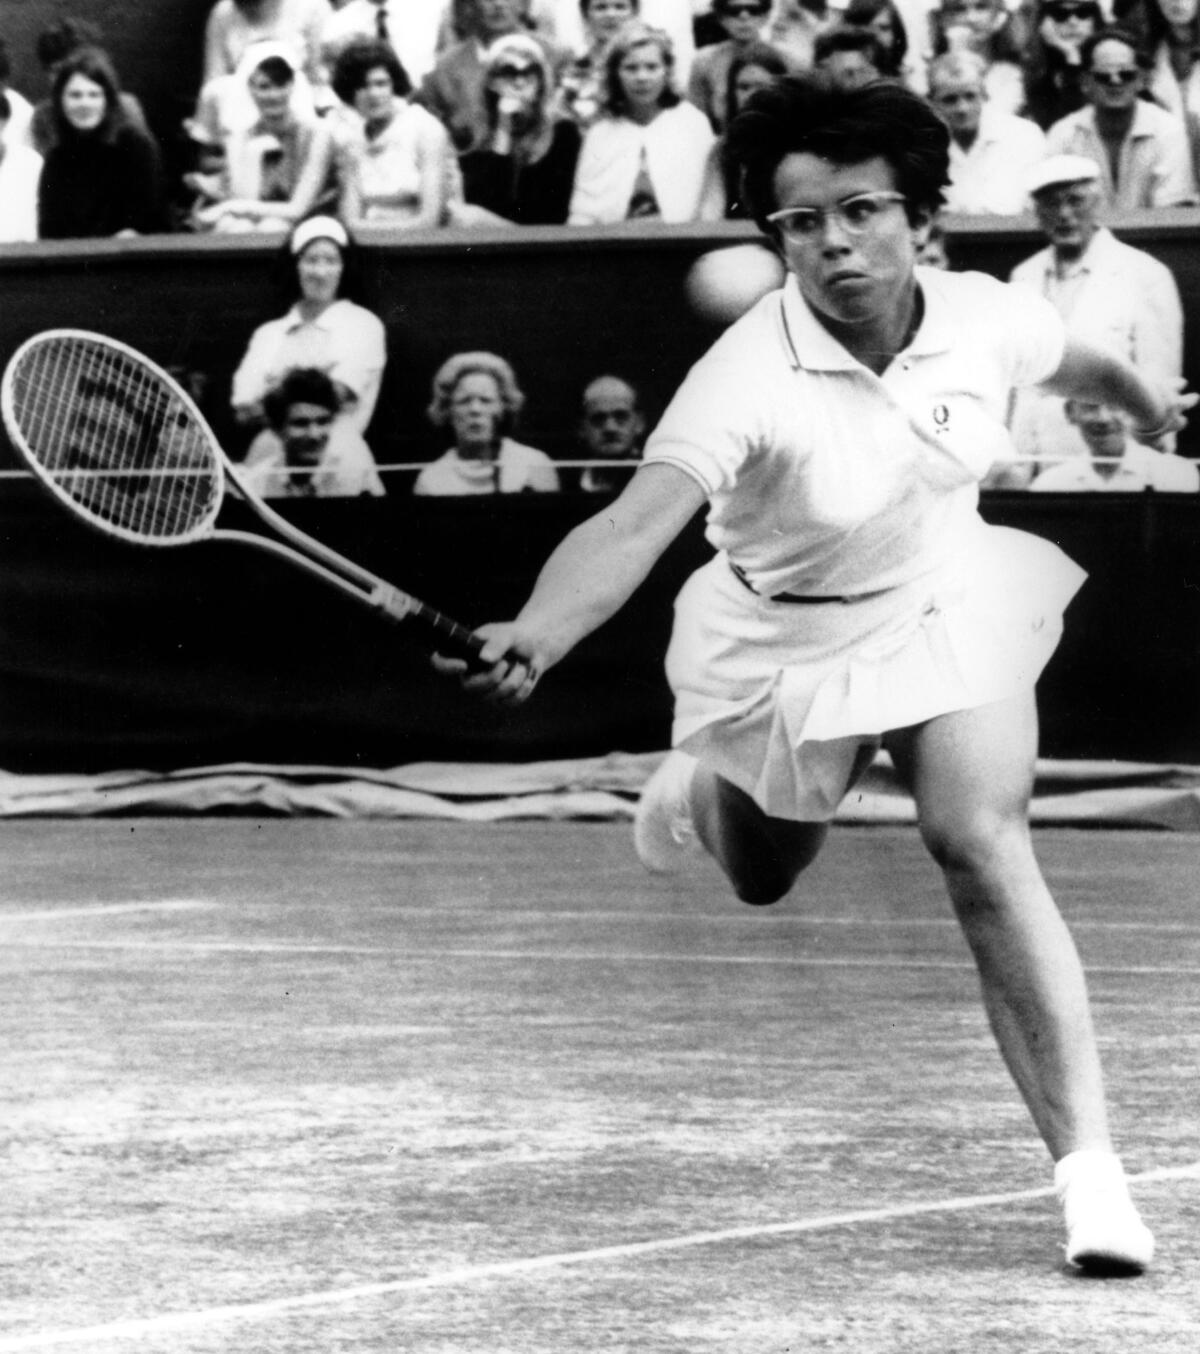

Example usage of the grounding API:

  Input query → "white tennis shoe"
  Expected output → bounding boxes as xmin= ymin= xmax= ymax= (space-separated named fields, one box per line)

xmin=634 ymin=751 xmax=703 ymax=873
xmin=1055 ymin=1151 xmax=1155 ymax=1275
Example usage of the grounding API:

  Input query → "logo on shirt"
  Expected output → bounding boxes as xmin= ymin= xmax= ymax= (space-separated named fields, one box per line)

xmin=933 ymin=404 xmax=950 ymax=433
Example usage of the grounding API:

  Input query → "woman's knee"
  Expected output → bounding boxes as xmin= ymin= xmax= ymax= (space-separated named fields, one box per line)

xmin=918 ymin=805 xmax=1030 ymax=879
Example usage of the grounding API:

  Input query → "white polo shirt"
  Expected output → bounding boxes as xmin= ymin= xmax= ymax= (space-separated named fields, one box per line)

xmin=644 ymin=267 xmax=1065 ymax=599
xmin=1033 ymin=443 xmax=1200 ymax=492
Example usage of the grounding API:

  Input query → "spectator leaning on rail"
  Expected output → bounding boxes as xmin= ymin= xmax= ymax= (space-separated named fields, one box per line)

xmin=187 ymin=45 xmax=335 ymax=233
xmin=0 ymin=92 xmax=42 ymax=243
xmin=576 ymin=375 xmax=647 ymax=492
xmin=929 ymin=49 xmax=1047 ymax=213
xmin=414 ymin=352 xmax=561 ymax=495
xmin=232 ymin=214 xmax=387 ymax=446
xmin=1005 ymin=153 xmax=1185 ymax=480
xmin=1045 ymin=26 xmax=1198 ymax=207
xmin=37 ymin=46 xmax=167 ymax=240
xmin=1031 ymin=399 xmax=1200 ymax=491
xmin=452 ymin=33 xmax=583 ymax=224
xmin=240 ymin=366 xmax=387 ymax=499
xmin=331 ymin=37 xmax=453 ymax=229
xmin=568 ymin=22 xmax=716 ymax=223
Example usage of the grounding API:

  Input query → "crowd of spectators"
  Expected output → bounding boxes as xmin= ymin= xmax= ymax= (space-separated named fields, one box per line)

xmin=1 ymin=2 xmax=1198 ymax=491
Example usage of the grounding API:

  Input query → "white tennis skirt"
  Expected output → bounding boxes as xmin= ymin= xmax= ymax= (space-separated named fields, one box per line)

xmin=666 ymin=524 xmax=1086 ymax=821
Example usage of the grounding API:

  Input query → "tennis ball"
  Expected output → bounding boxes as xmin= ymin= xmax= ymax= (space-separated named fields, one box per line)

xmin=684 ymin=244 xmax=786 ymax=326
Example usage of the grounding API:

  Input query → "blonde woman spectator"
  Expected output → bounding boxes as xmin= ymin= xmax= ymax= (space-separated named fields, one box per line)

xmin=414 ymin=352 xmax=560 ymax=495
xmin=188 ymin=47 xmax=334 ymax=232
xmin=333 ymin=37 xmax=452 ymax=228
xmin=232 ymin=215 xmax=387 ymax=440
xmin=453 ymin=33 xmax=583 ymax=223
xmin=568 ymin=22 xmax=716 ymax=223
xmin=203 ymin=0 xmax=328 ymax=89
xmin=0 ymin=93 xmax=41 ymax=241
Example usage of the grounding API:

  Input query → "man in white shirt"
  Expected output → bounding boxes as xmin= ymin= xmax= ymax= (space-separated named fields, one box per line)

xmin=321 ymin=0 xmax=446 ymax=89
xmin=1033 ymin=400 xmax=1200 ymax=490
xmin=1008 ymin=153 xmax=1185 ymax=475
xmin=928 ymin=51 xmax=1047 ymax=214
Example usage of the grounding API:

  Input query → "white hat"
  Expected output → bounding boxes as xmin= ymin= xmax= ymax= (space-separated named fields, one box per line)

xmin=1027 ymin=155 xmax=1101 ymax=197
xmin=290 ymin=215 xmax=349 ymax=254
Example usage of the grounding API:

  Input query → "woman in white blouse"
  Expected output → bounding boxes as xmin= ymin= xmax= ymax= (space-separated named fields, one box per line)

xmin=231 ymin=214 xmax=387 ymax=445
xmin=568 ymin=22 xmax=716 ymax=224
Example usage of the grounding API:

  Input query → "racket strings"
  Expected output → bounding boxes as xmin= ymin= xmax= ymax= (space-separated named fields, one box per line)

xmin=11 ymin=337 xmax=220 ymax=540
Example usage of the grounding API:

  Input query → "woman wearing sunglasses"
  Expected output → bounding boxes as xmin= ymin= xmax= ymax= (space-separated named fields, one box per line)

xmin=434 ymin=75 xmax=1194 ymax=1276
xmin=1021 ymin=0 xmax=1103 ymax=129
xmin=453 ymin=33 xmax=582 ymax=224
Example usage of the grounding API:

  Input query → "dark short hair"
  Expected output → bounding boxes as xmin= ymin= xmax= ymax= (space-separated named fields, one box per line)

xmin=263 ymin=368 xmax=341 ymax=429
xmin=1080 ymin=25 xmax=1149 ymax=71
xmin=51 ymin=46 xmax=125 ymax=141
xmin=332 ymin=36 xmax=412 ymax=104
xmin=814 ymin=24 xmax=886 ymax=67
xmin=249 ymin=55 xmax=297 ymax=87
xmin=724 ymin=74 xmax=949 ymax=233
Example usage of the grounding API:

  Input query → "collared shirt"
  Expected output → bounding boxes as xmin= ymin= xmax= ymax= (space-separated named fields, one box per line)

xmin=413 ymin=440 xmax=561 ymax=495
xmin=643 ymin=267 xmax=1065 ymax=599
xmin=943 ymin=106 xmax=1047 ymax=215
xmin=1046 ymin=99 xmax=1198 ymax=208
xmin=1032 ymin=442 xmax=1200 ymax=492
xmin=231 ymin=299 xmax=387 ymax=434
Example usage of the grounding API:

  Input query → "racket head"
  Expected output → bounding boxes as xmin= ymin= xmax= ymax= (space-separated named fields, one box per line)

xmin=1 ymin=329 xmax=225 ymax=547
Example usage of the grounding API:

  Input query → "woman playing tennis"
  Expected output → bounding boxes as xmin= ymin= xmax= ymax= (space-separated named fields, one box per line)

xmin=434 ymin=75 xmax=1193 ymax=1273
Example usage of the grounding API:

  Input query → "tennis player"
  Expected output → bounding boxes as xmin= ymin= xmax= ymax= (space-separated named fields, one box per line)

xmin=434 ymin=75 xmax=1193 ymax=1273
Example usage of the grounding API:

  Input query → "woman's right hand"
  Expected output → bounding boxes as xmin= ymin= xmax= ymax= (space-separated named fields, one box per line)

xmin=431 ymin=622 xmax=549 ymax=706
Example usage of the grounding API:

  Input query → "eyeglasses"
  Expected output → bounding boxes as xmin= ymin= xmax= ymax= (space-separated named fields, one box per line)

xmin=1088 ymin=67 xmax=1140 ymax=86
xmin=492 ymin=63 xmax=539 ymax=80
xmin=767 ymin=191 xmax=907 ymax=241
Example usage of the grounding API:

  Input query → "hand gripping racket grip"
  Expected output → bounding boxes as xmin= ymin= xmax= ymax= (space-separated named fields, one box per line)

xmin=370 ymin=582 xmax=491 ymax=671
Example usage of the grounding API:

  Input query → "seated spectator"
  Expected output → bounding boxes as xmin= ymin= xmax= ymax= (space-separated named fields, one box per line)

xmin=1007 ymin=154 xmax=1185 ymax=474
xmin=0 ymin=93 xmax=42 ymax=242
xmin=813 ymin=25 xmax=888 ymax=88
xmin=0 ymin=37 xmax=34 ymax=147
xmin=555 ymin=0 xmax=641 ymax=129
xmin=417 ymin=0 xmax=568 ymax=152
xmin=37 ymin=47 xmax=167 ymax=239
xmin=576 ymin=374 xmax=646 ymax=491
xmin=930 ymin=0 xmax=1026 ymax=114
xmin=929 ymin=50 xmax=1047 ymax=213
xmin=332 ymin=37 xmax=452 ymax=228
xmin=688 ymin=0 xmax=776 ymax=132
xmin=1046 ymin=27 xmax=1198 ymax=206
xmin=414 ymin=352 xmax=561 ymax=494
xmin=1140 ymin=0 xmax=1200 ymax=185
xmin=1031 ymin=400 xmax=1200 ymax=491
xmin=452 ymin=34 xmax=583 ymax=223
xmin=698 ymin=42 xmax=791 ymax=217
xmin=29 ymin=17 xmax=149 ymax=156
xmin=765 ymin=0 xmax=839 ymax=71
xmin=321 ymin=0 xmax=446 ymax=93
xmin=187 ymin=47 xmax=335 ymax=232
xmin=240 ymin=367 xmax=386 ymax=498
xmin=1021 ymin=0 xmax=1102 ymax=131
xmin=187 ymin=37 xmax=318 ymax=161
xmin=843 ymin=0 xmax=923 ymax=90
xmin=568 ymin=22 xmax=716 ymax=223
xmin=203 ymin=0 xmax=328 ymax=90
xmin=232 ymin=215 xmax=387 ymax=439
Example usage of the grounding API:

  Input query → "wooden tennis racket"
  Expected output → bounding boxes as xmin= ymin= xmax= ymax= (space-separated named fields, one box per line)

xmin=0 ymin=328 xmax=487 ymax=665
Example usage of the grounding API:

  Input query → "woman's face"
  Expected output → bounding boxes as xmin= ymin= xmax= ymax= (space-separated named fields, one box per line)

xmin=354 ymin=65 xmax=396 ymax=122
xmin=488 ymin=57 xmax=543 ymax=120
xmin=1040 ymin=3 xmax=1098 ymax=50
xmin=618 ymin=42 xmax=668 ymax=113
xmin=296 ymin=239 xmax=344 ymax=307
xmin=587 ymin=0 xmax=637 ymax=42
xmin=61 ymin=73 xmax=107 ymax=132
xmin=1157 ymin=0 xmax=1199 ymax=27
xmin=733 ymin=61 xmax=777 ymax=113
xmin=449 ymin=372 xmax=505 ymax=452
xmin=248 ymin=70 xmax=293 ymax=122
xmin=940 ymin=0 xmax=1002 ymax=45
xmin=865 ymin=7 xmax=898 ymax=51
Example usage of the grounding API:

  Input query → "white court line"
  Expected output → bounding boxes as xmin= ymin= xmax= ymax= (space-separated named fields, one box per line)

xmin=3 ymin=939 xmax=1200 ymax=978
xmin=2 ymin=1161 xmax=1197 ymax=1351
xmin=0 ymin=901 xmax=218 ymax=923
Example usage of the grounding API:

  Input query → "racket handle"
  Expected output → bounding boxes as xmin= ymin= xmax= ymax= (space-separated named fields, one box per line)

xmin=370 ymin=582 xmax=489 ymax=668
